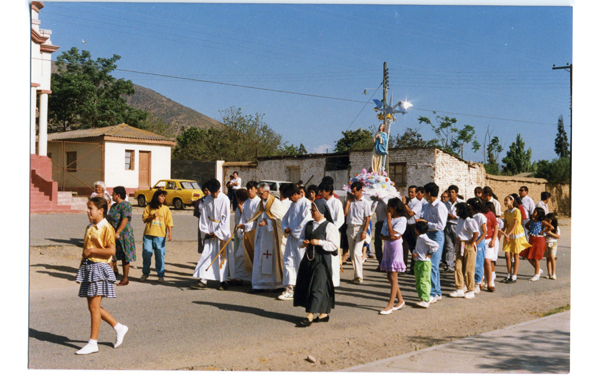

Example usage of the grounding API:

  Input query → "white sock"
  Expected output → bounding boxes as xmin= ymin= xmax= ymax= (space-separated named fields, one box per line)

xmin=506 ymin=273 xmax=512 ymax=279
xmin=88 ymin=339 xmax=98 ymax=346
xmin=512 ymin=274 xmax=517 ymax=280
xmin=114 ymin=323 xmax=128 ymax=348
xmin=201 ymin=278 xmax=207 ymax=284
xmin=492 ymin=272 xmax=496 ymax=281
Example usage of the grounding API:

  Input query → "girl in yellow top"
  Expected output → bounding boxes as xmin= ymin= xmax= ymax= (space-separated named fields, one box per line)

xmin=501 ymin=195 xmax=531 ymax=284
xmin=75 ymin=197 xmax=128 ymax=355
xmin=141 ymin=190 xmax=173 ymax=282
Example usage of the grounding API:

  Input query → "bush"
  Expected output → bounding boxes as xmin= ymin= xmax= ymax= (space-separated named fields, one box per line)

xmin=533 ymin=157 xmax=570 ymax=184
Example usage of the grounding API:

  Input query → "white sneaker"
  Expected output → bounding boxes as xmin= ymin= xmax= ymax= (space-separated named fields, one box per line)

xmin=465 ymin=291 xmax=475 ymax=299
xmin=450 ymin=289 xmax=465 ymax=298
xmin=277 ymin=291 xmax=294 ymax=300
xmin=474 ymin=285 xmax=481 ymax=294
xmin=551 ymin=274 xmax=557 ymax=280
xmin=437 ymin=295 xmax=442 ymax=302
xmin=114 ymin=325 xmax=128 ymax=348
xmin=429 ymin=295 xmax=438 ymax=304
xmin=352 ymin=278 xmax=363 ymax=284
xmin=76 ymin=343 xmax=98 ymax=355
xmin=530 ymin=274 xmax=540 ymax=281
xmin=416 ymin=300 xmax=430 ymax=308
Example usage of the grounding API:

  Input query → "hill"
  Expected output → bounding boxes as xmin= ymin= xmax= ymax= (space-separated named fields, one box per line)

xmin=126 ymin=84 xmax=224 ymax=136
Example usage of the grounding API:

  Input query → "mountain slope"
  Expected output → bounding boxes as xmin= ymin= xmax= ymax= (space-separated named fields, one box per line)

xmin=126 ymin=84 xmax=224 ymax=136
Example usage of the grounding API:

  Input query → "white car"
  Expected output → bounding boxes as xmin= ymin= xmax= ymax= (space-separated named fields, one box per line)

xmin=258 ymin=180 xmax=292 ymax=199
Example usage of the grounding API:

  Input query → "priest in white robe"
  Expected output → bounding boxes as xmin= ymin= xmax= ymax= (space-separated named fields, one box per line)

xmin=278 ymin=184 xmax=311 ymax=300
xmin=318 ymin=181 xmax=344 ymax=287
xmin=232 ymin=181 xmax=261 ymax=284
xmin=238 ymin=182 xmax=288 ymax=291
xmin=191 ymin=179 xmax=232 ymax=290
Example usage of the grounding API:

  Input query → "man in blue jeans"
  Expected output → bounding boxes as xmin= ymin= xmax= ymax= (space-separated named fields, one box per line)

xmin=417 ymin=182 xmax=448 ymax=304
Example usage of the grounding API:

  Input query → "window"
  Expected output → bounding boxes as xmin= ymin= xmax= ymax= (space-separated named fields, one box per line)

xmin=389 ymin=163 xmax=407 ymax=189
xmin=125 ymin=150 xmax=135 ymax=170
xmin=66 ymin=151 xmax=77 ymax=172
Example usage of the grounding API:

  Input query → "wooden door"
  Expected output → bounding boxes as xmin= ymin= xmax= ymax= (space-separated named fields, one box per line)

xmin=138 ymin=151 xmax=151 ymax=188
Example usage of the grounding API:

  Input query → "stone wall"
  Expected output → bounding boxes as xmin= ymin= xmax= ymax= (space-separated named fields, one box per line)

xmin=171 ymin=160 xmax=216 ymax=185
xmin=349 ymin=147 xmax=437 ymax=196
xmin=434 ymin=149 xmax=487 ymax=200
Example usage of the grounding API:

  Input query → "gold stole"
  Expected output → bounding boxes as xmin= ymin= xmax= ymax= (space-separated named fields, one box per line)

xmin=245 ymin=195 xmax=284 ymax=282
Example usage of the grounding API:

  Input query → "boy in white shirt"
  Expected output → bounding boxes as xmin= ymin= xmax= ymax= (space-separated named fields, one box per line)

xmin=413 ymin=221 xmax=440 ymax=308
xmin=344 ymin=181 xmax=372 ymax=284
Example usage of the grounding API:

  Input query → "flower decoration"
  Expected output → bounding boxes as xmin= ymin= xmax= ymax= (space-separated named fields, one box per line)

xmin=343 ymin=169 xmax=400 ymax=203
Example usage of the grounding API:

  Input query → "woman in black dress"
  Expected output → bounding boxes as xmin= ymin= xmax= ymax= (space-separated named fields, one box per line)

xmin=293 ymin=199 xmax=341 ymax=326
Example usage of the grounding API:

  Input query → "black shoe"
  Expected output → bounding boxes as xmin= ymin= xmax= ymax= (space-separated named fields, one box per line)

xmin=506 ymin=278 xmax=517 ymax=284
xmin=217 ymin=282 xmax=229 ymax=291
xmin=314 ymin=315 xmax=330 ymax=323
xmin=299 ymin=318 xmax=313 ymax=327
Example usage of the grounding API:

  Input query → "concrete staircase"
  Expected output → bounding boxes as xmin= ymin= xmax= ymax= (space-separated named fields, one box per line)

xmin=30 ymin=154 xmax=86 ymax=214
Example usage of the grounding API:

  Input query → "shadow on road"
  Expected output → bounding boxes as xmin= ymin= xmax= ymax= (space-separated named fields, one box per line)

xmin=447 ymin=327 xmax=570 ymax=373
xmin=28 ymin=328 xmax=111 ymax=349
xmin=192 ymin=301 xmax=299 ymax=324
xmin=44 ymin=238 xmax=84 ymax=247
xmin=30 ymin=264 xmax=79 ymax=281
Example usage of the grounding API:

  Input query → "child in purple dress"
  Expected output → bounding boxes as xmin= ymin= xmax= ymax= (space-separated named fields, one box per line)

xmin=378 ymin=198 xmax=408 ymax=315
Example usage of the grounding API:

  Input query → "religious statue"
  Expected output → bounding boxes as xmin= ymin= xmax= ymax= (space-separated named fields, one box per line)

xmin=371 ymin=123 xmax=388 ymax=173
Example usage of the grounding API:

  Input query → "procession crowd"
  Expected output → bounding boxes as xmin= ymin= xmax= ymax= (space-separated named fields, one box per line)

xmin=72 ymin=174 xmax=560 ymax=354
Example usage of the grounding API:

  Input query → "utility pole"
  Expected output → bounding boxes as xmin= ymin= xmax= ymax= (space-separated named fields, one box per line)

xmin=382 ymin=62 xmax=390 ymax=173
xmin=552 ymin=63 xmax=572 ymax=216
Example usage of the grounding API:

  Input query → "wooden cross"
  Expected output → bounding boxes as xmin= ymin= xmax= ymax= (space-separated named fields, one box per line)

xmin=264 ymin=250 xmax=272 ymax=259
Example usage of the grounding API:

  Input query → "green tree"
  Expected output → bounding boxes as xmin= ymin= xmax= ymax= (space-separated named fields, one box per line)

xmin=389 ymin=127 xmax=438 ymax=148
xmin=141 ymin=113 xmax=174 ymax=139
xmin=502 ymin=134 xmax=532 ymax=175
xmin=49 ymin=47 xmax=147 ymax=132
xmin=172 ymin=107 xmax=291 ymax=161
xmin=333 ymin=127 xmax=374 ymax=152
xmin=533 ymin=157 xmax=570 ymax=184
xmin=554 ymin=115 xmax=570 ymax=158
xmin=484 ymin=136 xmax=503 ymax=175
xmin=417 ymin=115 xmax=480 ymax=157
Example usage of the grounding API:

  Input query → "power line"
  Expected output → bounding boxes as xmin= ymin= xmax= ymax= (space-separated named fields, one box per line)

xmin=43 ymin=57 xmax=561 ymax=127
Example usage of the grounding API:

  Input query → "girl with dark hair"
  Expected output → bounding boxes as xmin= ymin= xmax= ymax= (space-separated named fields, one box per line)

xmin=75 ymin=197 xmax=128 ymax=355
xmin=521 ymin=208 xmax=553 ymax=281
xmin=450 ymin=202 xmax=479 ymax=299
xmin=107 ymin=186 xmax=136 ymax=286
xmin=467 ymin=198 xmax=487 ymax=294
xmin=482 ymin=201 xmax=499 ymax=291
xmin=501 ymin=195 xmax=531 ymax=284
xmin=544 ymin=213 xmax=560 ymax=280
xmin=294 ymin=200 xmax=340 ymax=326
xmin=140 ymin=190 xmax=173 ymax=282
xmin=378 ymin=197 xmax=408 ymax=314
xmin=510 ymin=193 xmax=528 ymax=225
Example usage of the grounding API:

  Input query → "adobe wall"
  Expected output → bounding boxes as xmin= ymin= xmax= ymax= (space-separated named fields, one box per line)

xmin=434 ymin=149 xmax=487 ymax=200
xmin=546 ymin=183 xmax=571 ymax=216
xmin=485 ymin=175 xmax=547 ymax=211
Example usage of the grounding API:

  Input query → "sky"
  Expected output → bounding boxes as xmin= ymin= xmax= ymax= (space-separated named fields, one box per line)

xmin=31 ymin=0 xmax=573 ymax=164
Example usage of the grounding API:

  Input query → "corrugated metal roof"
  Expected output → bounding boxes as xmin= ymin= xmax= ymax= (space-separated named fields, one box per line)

xmin=47 ymin=123 xmax=173 ymax=143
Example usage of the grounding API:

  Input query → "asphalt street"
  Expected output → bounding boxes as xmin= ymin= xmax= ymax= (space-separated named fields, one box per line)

xmin=28 ymin=209 xmax=572 ymax=371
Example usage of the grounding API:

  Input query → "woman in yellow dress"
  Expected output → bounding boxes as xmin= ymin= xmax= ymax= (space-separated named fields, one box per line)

xmin=501 ymin=195 xmax=531 ymax=284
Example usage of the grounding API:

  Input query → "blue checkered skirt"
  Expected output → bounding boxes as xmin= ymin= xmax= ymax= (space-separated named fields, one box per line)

xmin=76 ymin=259 xmax=117 ymax=298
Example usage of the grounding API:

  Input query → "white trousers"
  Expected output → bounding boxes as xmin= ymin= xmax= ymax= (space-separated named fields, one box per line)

xmin=347 ymin=224 xmax=366 ymax=280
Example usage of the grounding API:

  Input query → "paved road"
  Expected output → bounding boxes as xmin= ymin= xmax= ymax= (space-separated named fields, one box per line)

xmin=344 ymin=311 xmax=570 ymax=373
xmin=28 ymin=212 xmax=571 ymax=371
xmin=30 ymin=206 xmax=200 ymax=247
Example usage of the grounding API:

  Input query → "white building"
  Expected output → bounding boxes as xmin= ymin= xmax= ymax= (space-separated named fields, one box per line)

xmin=47 ymin=124 xmax=176 ymax=196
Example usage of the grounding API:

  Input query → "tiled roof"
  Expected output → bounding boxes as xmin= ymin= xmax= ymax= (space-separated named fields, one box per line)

xmin=47 ymin=123 xmax=174 ymax=143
